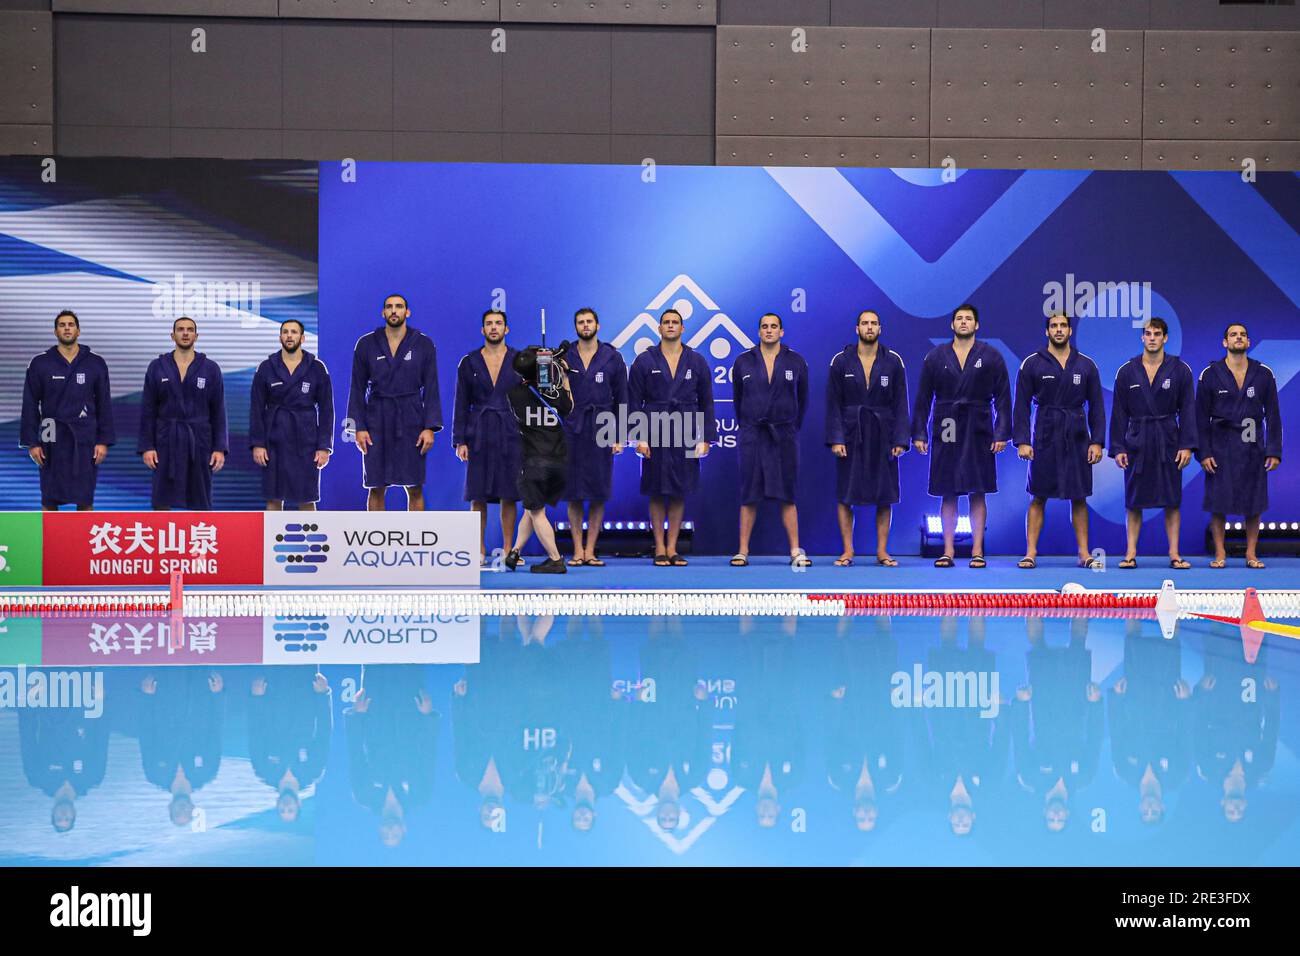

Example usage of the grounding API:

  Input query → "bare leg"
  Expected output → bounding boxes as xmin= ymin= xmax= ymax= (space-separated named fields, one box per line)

xmin=665 ymin=498 xmax=686 ymax=556
xmin=531 ymin=508 xmax=561 ymax=561
xmin=875 ymin=505 xmax=893 ymax=561
xmin=367 ymin=487 xmax=386 ymax=512
xmin=1245 ymin=514 xmax=1262 ymax=564
xmin=1024 ymin=497 xmax=1045 ymax=560
xmin=299 ymin=502 xmax=317 ymax=512
xmin=738 ymin=504 xmax=758 ymax=556
xmin=649 ymin=497 xmax=667 ymax=556
xmin=1209 ymin=513 xmax=1227 ymax=564
xmin=969 ymin=493 xmax=987 ymax=557
xmin=1070 ymin=499 xmax=1089 ymax=560
xmin=267 ymin=500 xmax=282 ymax=512
xmin=836 ymin=503 xmax=855 ymax=562
xmin=1125 ymin=509 xmax=1142 ymax=561
xmin=500 ymin=501 xmax=518 ymax=557
xmin=406 ymin=486 xmax=424 ymax=511
xmin=1163 ymin=506 xmax=1182 ymax=561
xmin=567 ymin=501 xmax=585 ymax=560
xmin=512 ymin=510 xmax=535 ymax=553
xmin=781 ymin=502 xmax=800 ymax=555
xmin=940 ymin=495 xmax=958 ymax=558
xmin=586 ymin=501 xmax=606 ymax=558
xmin=471 ymin=500 xmax=487 ymax=558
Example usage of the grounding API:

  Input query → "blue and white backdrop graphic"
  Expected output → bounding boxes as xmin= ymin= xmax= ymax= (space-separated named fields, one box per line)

xmin=319 ymin=163 xmax=1299 ymax=556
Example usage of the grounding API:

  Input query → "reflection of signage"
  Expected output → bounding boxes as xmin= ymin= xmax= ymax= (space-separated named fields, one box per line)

xmin=262 ymin=613 xmax=480 ymax=663
xmin=263 ymin=512 xmax=477 ymax=586
xmin=41 ymin=615 xmax=263 ymax=665
xmin=43 ymin=512 xmax=263 ymax=586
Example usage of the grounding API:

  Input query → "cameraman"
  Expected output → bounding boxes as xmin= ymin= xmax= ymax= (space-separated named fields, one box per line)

xmin=504 ymin=346 xmax=574 ymax=574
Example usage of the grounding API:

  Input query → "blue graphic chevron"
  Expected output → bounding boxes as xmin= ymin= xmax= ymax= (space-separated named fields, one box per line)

xmin=765 ymin=167 xmax=1091 ymax=316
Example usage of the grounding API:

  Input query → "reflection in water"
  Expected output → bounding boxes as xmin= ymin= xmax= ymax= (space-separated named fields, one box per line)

xmin=0 ymin=609 xmax=1295 ymax=865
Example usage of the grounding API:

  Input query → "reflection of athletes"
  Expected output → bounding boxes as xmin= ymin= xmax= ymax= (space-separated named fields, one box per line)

xmin=825 ymin=310 xmax=910 ymax=567
xmin=730 ymin=314 xmax=810 ymax=568
xmin=138 ymin=317 xmax=229 ymax=510
xmin=628 ymin=310 xmax=717 ymax=566
xmin=1197 ymin=323 xmax=1283 ymax=570
xmin=564 ymin=309 xmax=628 ymax=567
xmin=454 ymin=310 xmax=522 ymax=564
xmin=249 ymin=667 xmax=333 ymax=822
xmin=19 ymin=673 xmax=110 ymax=833
xmin=1193 ymin=645 xmax=1279 ymax=823
xmin=21 ymin=310 xmax=115 ymax=511
xmin=347 ymin=294 xmax=443 ymax=511
xmin=911 ymin=305 xmax=1011 ymax=569
xmin=1109 ymin=318 xmax=1197 ymax=569
xmin=1012 ymin=314 xmax=1106 ymax=569
xmin=138 ymin=669 xmax=225 ymax=826
xmin=250 ymin=319 xmax=334 ymax=510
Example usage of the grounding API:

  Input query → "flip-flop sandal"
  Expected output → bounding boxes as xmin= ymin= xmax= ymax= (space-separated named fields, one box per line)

xmin=1118 ymin=558 xmax=1137 ymax=569
xmin=653 ymin=553 xmax=671 ymax=566
xmin=1247 ymin=559 xmax=1266 ymax=569
xmin=933 ymin=555 xmax=955 ymax=568
xmin=834 ymin=556 xmax=854 ymax=567
xmin=730 ymin=554 xmax=749 ymax=567
xmin=1077 ymin=556 xmax=1102 ymax=569
xmin=1209 ymin=559 xmax=1226 ymax=569
xmin=969 ymin=555 xmax=987 ymax=569
xmin=1017 ymin=557 xmax=1036 ymax=569
xmin=1169 ymin=558 xmax=1191 ymax=570
xmin=584 ymin=556 xmax=606 ymax=567
xmin=791 ymin=552 xmax=812 ymax=567
xmin=876 ymin=557 xmax=898 ymax=567
xmin=566 ymin=557 xmax=586 ymax=567
xmin=669 ymin=554 xmax=689 ymax=566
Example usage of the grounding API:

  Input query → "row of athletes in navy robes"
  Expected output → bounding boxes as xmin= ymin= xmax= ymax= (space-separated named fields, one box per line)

xmin=21 ymin=302 xmax=1283 ymax=568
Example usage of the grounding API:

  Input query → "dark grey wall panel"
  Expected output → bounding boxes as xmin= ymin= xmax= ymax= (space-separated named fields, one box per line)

xmin=719 ymin=0 xmax=828 ymax=26
xmin=169 ymin=20 xmax=282 ymax=129
xmin=503 ymin=131 xmax=611 ymax=162
xmin=830 ymin=0 xmax=936 ymax=27
xmin=56 ymin=15 xmax=170 ymax=126
xmin=612 ymin=132 xmax=713 ymax=164
xmin=279 ymin=0 xmax=498 ymax=20
xmin=1149 ymin=0 xmax=1299 ymax=30
xmin=0 ymin=124 xmax=52 ymax=153
xmin=1145 ymin=31 xmax=1300 ymax=141
xmin=932 ymin=29 xmax=1142 ymax=138
xmin=1143 ymin=140 xmax=1300 ymax=171
xmin=283 ymin=21 xmax=393 ymax=131
xmin=1043 ymin=0 xmax=1147 ymax=30
xmin=502 ymin=26 xmax=611 ymax=133
xmin=54 ymin=0 xmax=277 ymax=14
xmin=0 ymin=11 xmax=52 ymax=124
xmin=718 ymin=134 xmax=926 ymax=165
xmin=613 ymin=27 xmax=713 ymax=134
xmin=717 ymin=26 xmax=930 ymax=137
xmin=394 ymin=23 xmax=503 ymax=132
xmin=394 ymin=130 xmax=503 ymax=161
xmin=171 ymin=127 xmax=282 ymax=158
xmin=503 ymin=0 xmax=714 ymax=25
xmin=936 ymin=0 xmax=1042 ymax=28
xmin=283 ymin=129 xmax=393 ymax=159
xmin=57 ymin=124 xmax=170 ymax=155
xmin=930 ymin=137 xmax=1140 ymax=168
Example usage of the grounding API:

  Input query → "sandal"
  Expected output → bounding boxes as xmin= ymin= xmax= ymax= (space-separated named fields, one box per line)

xmin=567 ymin=557 xmax=586 ymax=567
xmin=933 ymin=555 xmax=954 ymax=568
xmin=584 ymin=556 xmax=606 ymax=567
xmin=1169 ymin=558 xmax=1191 ymax=570
xmin=876 ymin=556 xmax=898 ymax=567
xmin=1118 ymin=558 xmax=1137 ymax=569
xmin=969 ymin=555 xmax=987 ymax=569
xmin=653 ymin=553 xmax=671 ymax=566
xmin=791 ymin=551 xmax=812 ymax=567
xmin=668 ymin=554 xmax=689 ymax=566
xmin=730 ymin=553 xmax=749 ymax=567
xmin=834 ymin=556 xmax=854 ymax=567
xmin=1077 ymin=556 xmax=1102 ymax=569
xmin=1209 ymin=558 xmax=1226 ymax=569
xmin=1017 ymin=557 xmax=1036 ymax=569
xmin=1247 ymin=558 xmax=1266 ymax=569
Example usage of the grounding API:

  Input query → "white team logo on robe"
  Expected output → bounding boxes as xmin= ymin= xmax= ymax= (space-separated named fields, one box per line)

xmin=197 ymin=377 xmax=207 ymax=389
xmin=880 ymin=375 xmax=889 ymax=387
xmin=75 ymin=372 xmax=85 ymax=384
xmin=301 ymin=381 xmax=311 ymax=394
xmin=595 ymin=371 xmax=604 ymax=383
xmin=785 ymin=369 xmax=794 ymax=381
xmin=1161 ymin=379 xmax=1170 ymax=390
xmin=1073 ymin=373 xmax=1081 ymax=385
xmin=404 ymin=352 xmax=412 ymax=361
xmin=1247 ymin=385 xmax=1256 ymax=398
xmin=685 ymin=369 xmax=692 ymax=380
xmin=974 ymin=358 xmax=983 ymax=369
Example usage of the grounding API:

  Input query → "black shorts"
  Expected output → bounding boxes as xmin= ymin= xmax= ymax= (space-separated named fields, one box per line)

xmin=518 ymin=458 xmax=567 ymax=511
